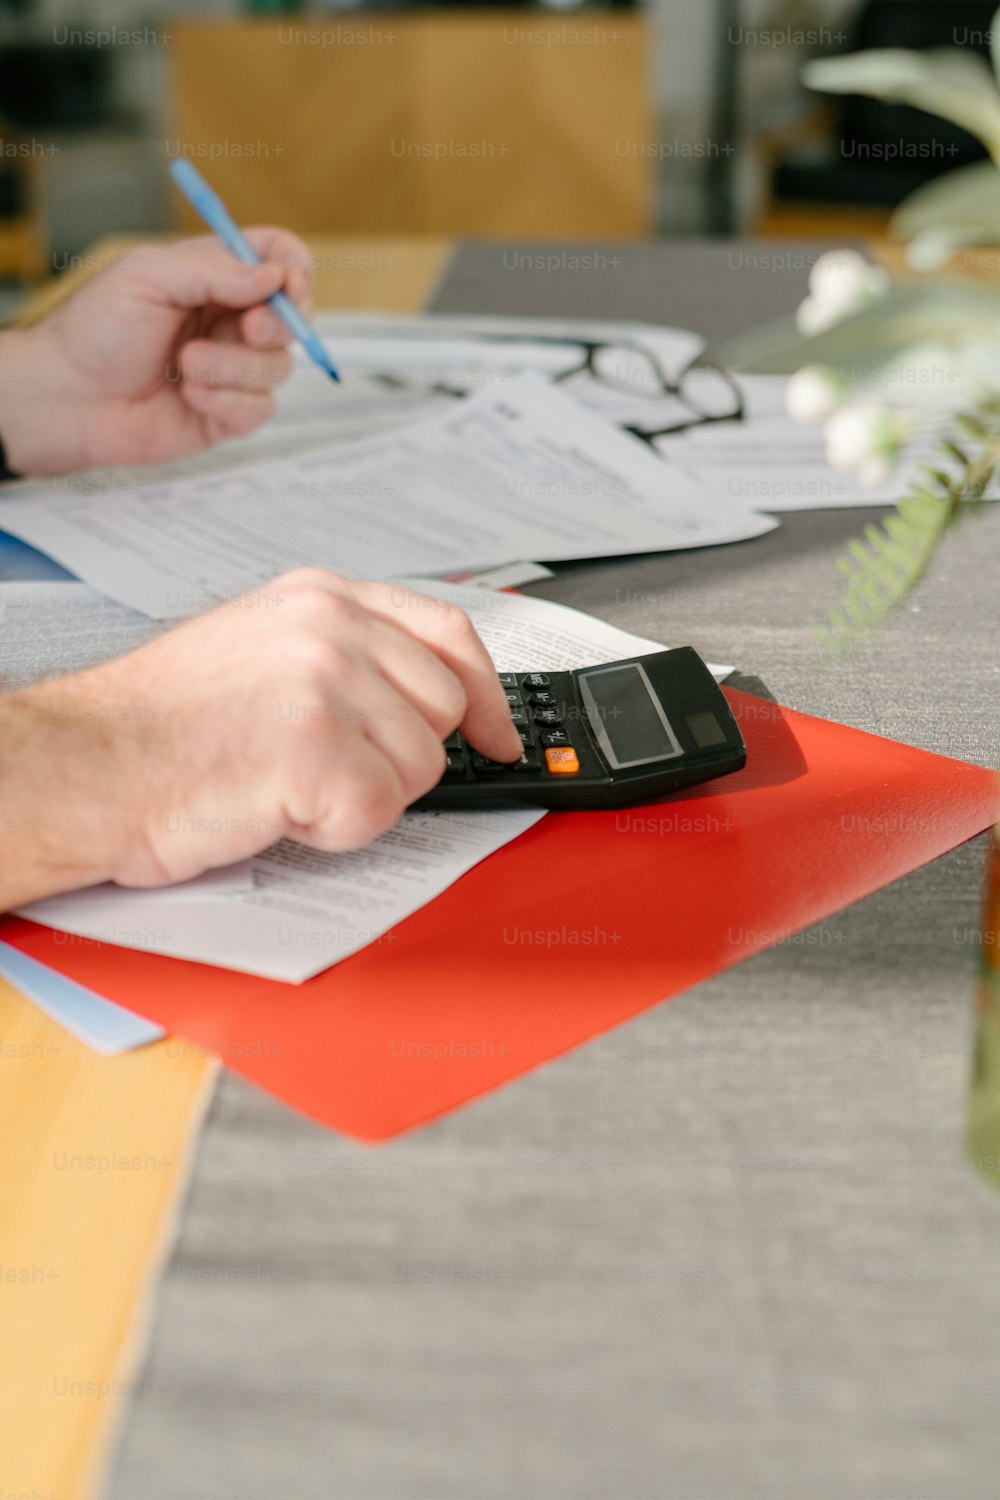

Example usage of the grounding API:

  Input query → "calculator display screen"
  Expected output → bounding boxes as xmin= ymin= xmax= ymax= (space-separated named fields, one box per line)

xmin=579 ymin=663 xmax=683 ymax=770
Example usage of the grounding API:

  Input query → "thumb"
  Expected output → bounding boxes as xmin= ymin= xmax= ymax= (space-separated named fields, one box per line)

xmin=131 ymin=243 xmax=285 ymax=312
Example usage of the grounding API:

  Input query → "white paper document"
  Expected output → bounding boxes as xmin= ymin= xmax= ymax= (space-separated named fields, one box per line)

xmin=309 ymin=311 xmax=707 ymax=386
xmin=249 ymin=373 xmax=450 ymax=451
xmin=411 ymin=576 xmax=730 ymax=680
xmin=18 ymin=808 xmax=546 ymax=984
xmin=0 ymin=375 xmax=774 ymax=620
xmin=15 ymin=582 xmax=718 ymax=982
xmin=443 ymin=561 xmax=555 ymax=589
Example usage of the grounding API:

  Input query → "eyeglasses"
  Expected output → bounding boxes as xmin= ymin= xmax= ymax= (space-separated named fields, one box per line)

xmin=365 ymin=332 xmax=745 ymax=445
xmin=550 ymin=341 xmax=745 ymax=446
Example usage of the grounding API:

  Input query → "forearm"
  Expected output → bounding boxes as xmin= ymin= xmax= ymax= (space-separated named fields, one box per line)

xmin=0 ymin=685 xmax=121 ymax=910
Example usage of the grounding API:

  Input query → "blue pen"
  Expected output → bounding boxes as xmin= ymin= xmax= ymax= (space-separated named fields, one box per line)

xmin=168 ymin=158 xmax=339 ymax=383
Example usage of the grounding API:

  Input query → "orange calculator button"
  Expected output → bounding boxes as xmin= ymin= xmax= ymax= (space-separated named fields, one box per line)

xmin=545 ymin=747 xmax=580 ymax=775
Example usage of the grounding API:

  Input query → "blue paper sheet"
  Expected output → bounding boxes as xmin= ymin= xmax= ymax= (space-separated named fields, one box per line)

xmin=0 ymin=940 xmax=164 ymax=1054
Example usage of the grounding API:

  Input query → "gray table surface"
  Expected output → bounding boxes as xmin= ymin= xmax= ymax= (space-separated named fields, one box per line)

xmin=105 ymin=241 xmax=1000 ymax=1500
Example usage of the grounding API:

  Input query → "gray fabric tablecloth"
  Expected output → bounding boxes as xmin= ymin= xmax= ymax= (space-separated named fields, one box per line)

xmin=104 ymin=240 xmax=1000 ymax=1500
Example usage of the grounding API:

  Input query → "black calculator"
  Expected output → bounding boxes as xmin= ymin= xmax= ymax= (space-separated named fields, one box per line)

xmin=413 ymin=646 xmax=746 ymax=811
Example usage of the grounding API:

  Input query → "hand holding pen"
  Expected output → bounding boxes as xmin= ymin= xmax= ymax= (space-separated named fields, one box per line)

xmin=169 ymin=158 xmax=339 ymax=383
xmin=0 ymin=223 xmax=316 ymax=473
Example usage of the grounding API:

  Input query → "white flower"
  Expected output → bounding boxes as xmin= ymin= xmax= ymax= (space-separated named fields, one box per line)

xmin=797 ymin=249 xmax=890 ymax=335
xmin=905 ymin=228 xmax=961 ymax=273
xmin=786 ymin=365 xmax=846 ymax=423
xmin=825 ymin=405 xmax=903 ymax=484
xmin=808 ymin=248 xmax=887 ymax=302
xmin=857 ymin=456 xmax=894 ymax=489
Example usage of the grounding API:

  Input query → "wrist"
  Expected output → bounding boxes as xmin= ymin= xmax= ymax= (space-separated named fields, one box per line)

xmin=0 ymin=323 xmax=88 ymax=477
xmin=0 ymin=683 xmax=131 ymax=910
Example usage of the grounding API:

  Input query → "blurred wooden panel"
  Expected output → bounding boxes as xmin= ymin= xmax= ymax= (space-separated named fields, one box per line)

xmin=410 ymin=13 xmax=652 ymax=237
xmin=170 ymin=19 xmax=411 ymax=233
xmin=170 ymin=15 xmax=653 ymax=238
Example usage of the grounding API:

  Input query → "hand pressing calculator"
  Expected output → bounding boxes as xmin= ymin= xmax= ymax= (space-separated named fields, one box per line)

xmin=413 ymin=646 xmax=746 ymax=811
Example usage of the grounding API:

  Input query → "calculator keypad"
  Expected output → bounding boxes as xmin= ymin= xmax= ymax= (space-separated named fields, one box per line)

xmin=444 ymin=672 xmax=583 ymax=782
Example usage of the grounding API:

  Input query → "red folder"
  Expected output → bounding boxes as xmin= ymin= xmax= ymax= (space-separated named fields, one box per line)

xmin=4 ymin=690 xmax=996 ymax=1141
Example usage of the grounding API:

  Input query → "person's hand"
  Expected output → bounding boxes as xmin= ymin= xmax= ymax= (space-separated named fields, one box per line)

xmin=0 ymin=230 xmax=313 ymax=476
xmin=0 ymin=570 xmax=523 ymax=909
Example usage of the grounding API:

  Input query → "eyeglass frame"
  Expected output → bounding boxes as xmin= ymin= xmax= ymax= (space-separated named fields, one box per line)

xmin=368 ymin=331 xmax=745 ymax=446
xmin=548 ymin=340 xmax=746 ymax=447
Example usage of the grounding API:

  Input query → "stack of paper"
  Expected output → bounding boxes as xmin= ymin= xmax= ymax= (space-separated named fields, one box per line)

xmin=0 ymin=375 xmax=774 ymax=618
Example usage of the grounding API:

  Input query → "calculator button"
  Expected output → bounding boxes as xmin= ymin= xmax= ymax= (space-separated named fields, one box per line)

xmin=522 ymin=673 xmax=550 ymax=689
xmin=517 ymin=730 xmax=533 ymax=747
xmin=528 ymin=691 xmax=556 ymax=707
xmin=545 ymin=747 xmax=580 ymax=776
xmin=509 ymin=707 xmax=530 ymax=726
xmin=472 ymin=755 xmax=508 ymax=774
xmin=498 ymin=674 xmax=518 ymax=687
xmin=444 ymin=732 xmax=463 ymax=750
xmin=541 ymin=729 xmax=572 ymax=747
xmin=444 ymin=751 xmax=466 ymax=775
xmin=533 ymin=708 xmax=563 ymax=727
xmin=512 ymin=752 xmax=540 ymax=772
xmin=504 ymin=690 xmax=522 ymax=707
